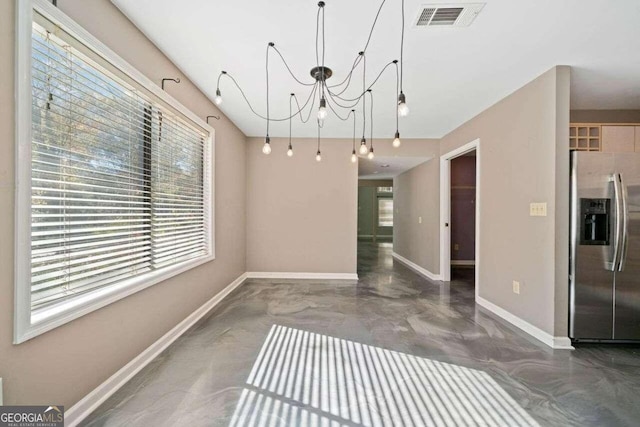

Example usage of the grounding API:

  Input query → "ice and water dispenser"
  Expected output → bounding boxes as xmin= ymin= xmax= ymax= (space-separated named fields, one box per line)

xmin=579 ymin=198 xmax=610 ymax=246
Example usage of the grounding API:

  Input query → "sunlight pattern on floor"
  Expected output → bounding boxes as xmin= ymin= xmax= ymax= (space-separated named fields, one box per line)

xmin=229 ymin=325 xmax=538 ymax=427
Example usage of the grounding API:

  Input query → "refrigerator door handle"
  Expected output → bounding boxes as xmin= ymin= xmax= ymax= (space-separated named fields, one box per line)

xmin=611 ymin=173 xmax=623 ymax=272
xmin=618 ymin=173 xmax=629 ymax=271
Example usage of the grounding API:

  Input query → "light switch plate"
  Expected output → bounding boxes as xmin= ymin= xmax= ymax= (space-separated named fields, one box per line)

xmin=530 ymin=202 xmax=547 ymax=217
xmin=418 ymin=216 xmax=422 ymax=224
xmin=513 ymin=280 xmax=521 ymax=294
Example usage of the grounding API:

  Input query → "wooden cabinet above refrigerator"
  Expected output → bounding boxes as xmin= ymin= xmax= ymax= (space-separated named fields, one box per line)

xmin=570 ymin=123 xmax=640 ymax=153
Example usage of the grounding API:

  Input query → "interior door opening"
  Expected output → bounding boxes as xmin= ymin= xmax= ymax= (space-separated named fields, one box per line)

xmin=440 ymin=139 xmax=480 ymax=298
xmin=449 ymin=151 xmax=477 ymax=284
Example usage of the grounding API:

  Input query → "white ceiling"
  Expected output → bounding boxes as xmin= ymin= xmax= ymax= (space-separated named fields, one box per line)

xmin=359 ymin=156 xmax=431 ymax=180
xmin=112 ymin=0 xmax=640 ymax=139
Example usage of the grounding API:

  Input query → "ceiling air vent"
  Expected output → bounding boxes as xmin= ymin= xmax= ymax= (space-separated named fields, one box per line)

xmin=415 ymin=3 xmax=485 ymax=27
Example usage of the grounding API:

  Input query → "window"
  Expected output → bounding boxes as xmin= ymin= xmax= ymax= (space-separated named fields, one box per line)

xmin=15 ymin=3 xmax=214 ymax=343
xmin=377 ymin=186 xmax=393 ymax=193
xmin=378 ymin=199 xmax=394 ymax=227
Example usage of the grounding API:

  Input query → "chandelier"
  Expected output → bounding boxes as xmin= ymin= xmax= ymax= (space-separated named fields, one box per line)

xmin=214 ymin=0 xmax=409 ymax=162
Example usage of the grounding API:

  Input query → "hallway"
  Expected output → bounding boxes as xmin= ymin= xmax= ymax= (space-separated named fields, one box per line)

xmin=84 ymin=242 xmax=640 ymax=426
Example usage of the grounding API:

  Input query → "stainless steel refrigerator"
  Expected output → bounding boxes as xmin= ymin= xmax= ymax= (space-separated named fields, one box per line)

xmin=570 ymin=151 xmax=640 ymax=342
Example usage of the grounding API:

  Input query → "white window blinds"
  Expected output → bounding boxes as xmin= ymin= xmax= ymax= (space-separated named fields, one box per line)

xmin=29 ymin=17 xmax=211 ymax=316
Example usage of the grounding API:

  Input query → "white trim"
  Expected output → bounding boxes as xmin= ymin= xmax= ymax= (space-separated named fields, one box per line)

xmin=31 ymin=0 xmax=213 ymax=133
xmin=451 ymin=260 xmax=476 ymax=266
xmin=64 ymin=273 xmax=248 ymax=427
xmin=22 ymin=255 xmax=215 ymax=343
xmin=0 ymin=378 xmax=3 ymax=406
xmin=392 ymin=252 xmax=442 ymax=281
xmin=440 ymin=139 xmax=480 ymax=304
xmin=246 ymin=272 xmax=359 ymax=280
xmin=552 ymin=336 xmax=574 ymax=349
xmin=476 ymin=296 xmax=574 ymax=350
xmin=13 ymin=0 xmax=34 ymax=347
xmin=14 ymin=0 xmax=216 ymax=343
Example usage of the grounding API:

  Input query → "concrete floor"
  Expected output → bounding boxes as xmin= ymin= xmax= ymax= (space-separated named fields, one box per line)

xmin=82 ymin=242 xmax=640 ymax=426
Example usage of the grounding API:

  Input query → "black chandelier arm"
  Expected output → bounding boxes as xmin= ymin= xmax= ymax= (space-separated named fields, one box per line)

xmin=265 ymin=42 xmax=273 ymax=135
xmin=215 ymin=71 xmax=226 ymax=90
xmin=324 ymin=92 xmax=355 ymax=121
xmin=395 ymin=59 xmax=399 ymax=132
xmin=221 ymin=71 xmax=319 ymax=122
xmin=271 ymin=45 xmax=316 ymax=87
xmin=325 ymin=90 xmax=361 ymax=110
xmin=292 ymin=83 xmax=320 ymax=123
xmin=400 ymin=0 xmax=405 ymax=93
xmin=363 ymin=0 xmax=388 ymax=54
xmin=327 ymin=53 xmax=364 ymax=96
xmin=362 ymin=52 xmax=367 ymax=137
xmin=326 ymin=60 xmax=397 ymax=102
xmin=327 ymin=0 xmax=385 ymax=93
xmin=369 ymin=89 xmax=374 ymax=148
xmin=289 ymin=94 xmax=293 ymax=144
xmin=315 ymin=6 xmax=322 ymax=70
xmin=352 ymin=109 xmax=357 ymax=150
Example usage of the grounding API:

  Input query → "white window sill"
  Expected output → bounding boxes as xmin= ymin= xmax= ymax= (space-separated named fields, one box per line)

xmin=15 ymin=254 xmax=214 ymax=344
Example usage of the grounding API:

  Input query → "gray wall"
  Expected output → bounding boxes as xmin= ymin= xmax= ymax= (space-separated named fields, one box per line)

xmin=246 ymin=137 xmax=358 ymax=274
xmin=440 ymin=66 xmax=571 ymax=336
xmin=393 ymin=67 xmax=570 ymax=336
xmin=394 ymin=160 xmax=441 ymax=274
xmin=245 ymin=138 xmax=438 ymax=274
xmin=0 ymin=0 xmax=247 ymax=407
xmin=570 ymin=110 xmax=640 ymax=123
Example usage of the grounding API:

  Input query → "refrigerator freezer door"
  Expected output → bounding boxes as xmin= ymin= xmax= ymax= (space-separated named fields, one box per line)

xmin=613 ymin=155 xmax=640 ymax=340
xmin=571 ymin=152 xmax=618 ymax=339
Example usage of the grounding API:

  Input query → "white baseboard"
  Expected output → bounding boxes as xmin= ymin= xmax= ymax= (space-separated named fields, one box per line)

xmin=476 ymin=296 xmax=574 ymax=350
xmin=552 ymin=336 xmax=574 ymax=349
xmin=65 ymin=273 xmax=248 ymax=427
xmin=391 ymin=252 xmax=442 ymax=281
xmin=246 ymin=272 xmax=358 ymax=280
xmin=451 ymin=260 xmax=475 ymax=266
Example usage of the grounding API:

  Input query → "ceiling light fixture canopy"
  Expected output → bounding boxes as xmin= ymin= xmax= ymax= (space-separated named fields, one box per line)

xmin=215 ymin=0 xmax=409 ymax=161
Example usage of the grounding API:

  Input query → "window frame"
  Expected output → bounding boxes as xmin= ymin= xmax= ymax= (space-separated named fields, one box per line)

xmin=377 ymin=197 xmax=394 ymax=227
xmin=14 ymin=0 xmax=215 ymax=344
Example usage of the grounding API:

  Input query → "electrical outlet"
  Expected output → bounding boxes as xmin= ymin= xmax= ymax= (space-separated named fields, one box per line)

xmin=418 ymin=216 xmax=422 ymax=224
xmin=530 ymin=202 xmax=547 ymax=217
xmin=454 ymin=244 xmax=459 ymax=251
xmin=513 ymin=280 xmax=521 ymax=294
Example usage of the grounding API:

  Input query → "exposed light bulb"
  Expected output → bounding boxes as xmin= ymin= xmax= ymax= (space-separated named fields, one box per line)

xmin=367 ymin=147 xmax=375 ymax=160
xmin=317 ymin=97 xmax=328 ymax=120
xmin=359 ymin=137 xmax=368 ymax=154
xmin=287 ymin=144 xmax=293 ymax=157
xmin=214 ymin=88 xmax=222 ymax=106
xmin=316 ymin=151 xmax=322 ymax=162
xmin=262 ymin=136 xmax=271 ymax=154
xmin=351 ymin=150 xmax=358 ymax=163
xmin=397 ymin=92 xmax=409 ymax=117
xmin=392 ymin=131 xmax=401 ymax=148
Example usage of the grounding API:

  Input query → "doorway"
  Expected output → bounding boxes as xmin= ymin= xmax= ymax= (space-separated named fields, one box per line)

xmin=450 ymin=151 xmax=476 ymax=283
xmin=440 ymin=139 xmax=480 ymax=296
xmin=357 ymin=181 xmax=393 ymax=244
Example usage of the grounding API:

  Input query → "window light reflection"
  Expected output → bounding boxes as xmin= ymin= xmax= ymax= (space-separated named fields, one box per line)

xmin=230 ymin=325 xmax=539 ymax=427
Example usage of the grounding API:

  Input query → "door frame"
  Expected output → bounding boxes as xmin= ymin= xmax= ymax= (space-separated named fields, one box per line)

xmin=440 ymin=139 xmax=480 ymax=300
